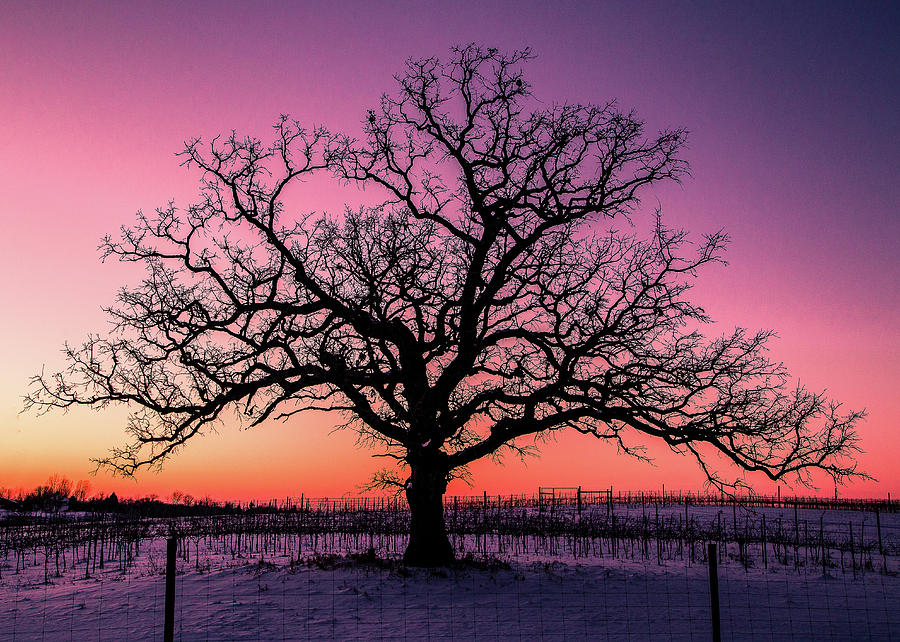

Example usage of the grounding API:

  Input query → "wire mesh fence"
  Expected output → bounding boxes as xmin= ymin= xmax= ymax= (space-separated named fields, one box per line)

xmin=3 ymin=550 xmax=897 ymax=640
xmin=2 ymin=492 xmax=899 ymax=640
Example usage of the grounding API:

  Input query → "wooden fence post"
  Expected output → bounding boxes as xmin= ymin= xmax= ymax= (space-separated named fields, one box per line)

xmin=708 ymin=542 xmax=721 ymax=642
xmin=165 ymin=537 xmax=177 ymax=642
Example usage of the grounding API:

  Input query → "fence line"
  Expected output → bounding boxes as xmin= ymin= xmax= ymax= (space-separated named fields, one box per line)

xmin=4 ymin=532 xmax=898 ymax=641
xmin=220 ymin=488 xmax=899 ymax=515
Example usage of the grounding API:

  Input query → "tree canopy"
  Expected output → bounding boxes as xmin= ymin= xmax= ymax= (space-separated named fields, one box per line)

xmin=28 ymin=45 xmax=864 ymax=564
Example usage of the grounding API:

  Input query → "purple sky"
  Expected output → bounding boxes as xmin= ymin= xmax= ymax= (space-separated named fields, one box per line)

xmin=1 ymin=1 xmax=897 ymax=500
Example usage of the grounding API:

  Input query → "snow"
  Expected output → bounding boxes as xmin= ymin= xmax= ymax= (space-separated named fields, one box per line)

xmin=3 ymin=552 xmax=898 ymax=640
xmin=2 ymin=503 xmax=899 ymax=640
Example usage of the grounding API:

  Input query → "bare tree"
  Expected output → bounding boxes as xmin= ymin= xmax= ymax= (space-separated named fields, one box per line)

xmin=27 ymin=45 xmax=864 ymax=565
xmin=72 ymin=479 xmax=92 ymax=503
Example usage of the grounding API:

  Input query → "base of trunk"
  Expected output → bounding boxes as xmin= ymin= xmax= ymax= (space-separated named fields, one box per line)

xmin=404 ymin=462 xmax=454 ymax=566
xmin=403 ymin=529 xmax=455 ymax=567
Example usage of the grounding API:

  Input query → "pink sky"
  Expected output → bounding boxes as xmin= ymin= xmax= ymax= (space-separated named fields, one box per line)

xmin=2 ymin=2 xmax=897 ymax=501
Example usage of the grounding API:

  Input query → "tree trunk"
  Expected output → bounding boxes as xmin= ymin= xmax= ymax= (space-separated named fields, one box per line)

xmin=404 ymin=461 xmax=454 ymax=566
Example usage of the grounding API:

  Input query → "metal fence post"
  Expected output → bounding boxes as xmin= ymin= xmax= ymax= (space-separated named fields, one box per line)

xmin=708 ymin=542 xmax=721 ymax=642
xmin=165 ymin=536 xmax=177 ymax=642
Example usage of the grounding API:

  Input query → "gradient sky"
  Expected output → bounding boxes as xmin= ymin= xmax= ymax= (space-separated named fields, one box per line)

xmin=2 ymin=1 xmax=898 ymax=501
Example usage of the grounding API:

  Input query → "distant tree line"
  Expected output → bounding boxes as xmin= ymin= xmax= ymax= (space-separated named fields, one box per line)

xmin=0 ymin=474 xmax=244 ymax=517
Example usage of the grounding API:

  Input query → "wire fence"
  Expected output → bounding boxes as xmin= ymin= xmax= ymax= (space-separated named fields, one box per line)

xmin=2 ymin=492 xmax=899 ymax=640
xmin=3 ymin=547 xmax=897 ymax=640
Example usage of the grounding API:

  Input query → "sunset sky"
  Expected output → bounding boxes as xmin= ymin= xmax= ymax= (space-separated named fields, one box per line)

xmin=2 ymin=1 xmax=897 ymax=502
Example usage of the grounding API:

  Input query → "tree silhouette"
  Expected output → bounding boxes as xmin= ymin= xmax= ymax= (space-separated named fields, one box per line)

xmin=28 ymin=46 xmax=863 ymax=565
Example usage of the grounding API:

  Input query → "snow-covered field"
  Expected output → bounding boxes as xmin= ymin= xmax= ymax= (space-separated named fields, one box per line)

xmin=2 ymin=503 xmax=898 ymax=640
